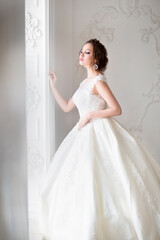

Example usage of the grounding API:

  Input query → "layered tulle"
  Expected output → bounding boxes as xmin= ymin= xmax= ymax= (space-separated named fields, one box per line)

xmin=40 ymin=117 xmax=160 ymax=240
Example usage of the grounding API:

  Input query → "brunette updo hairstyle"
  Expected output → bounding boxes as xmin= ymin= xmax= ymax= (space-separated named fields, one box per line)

xmin=85 ymin=38 xmax=109 ymax=73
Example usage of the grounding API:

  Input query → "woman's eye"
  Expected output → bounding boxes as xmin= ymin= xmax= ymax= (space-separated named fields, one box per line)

xmin=80 ymin=50 xmax=91 ymax=54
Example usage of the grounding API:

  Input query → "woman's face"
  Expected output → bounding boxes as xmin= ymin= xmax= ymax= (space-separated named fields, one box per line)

xmin=79 ymin=43 xmax=95 ymax=68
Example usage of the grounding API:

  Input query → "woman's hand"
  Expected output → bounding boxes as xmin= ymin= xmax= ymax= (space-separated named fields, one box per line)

xmin=78 ymin=113 xmax=91 ymax=130
xmin=49 ymin=71 xmax=57 ymax=88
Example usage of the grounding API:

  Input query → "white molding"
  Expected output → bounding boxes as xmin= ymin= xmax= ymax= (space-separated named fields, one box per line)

xmin=27 ymin=118 xmax=40 ymax=140
xmin=25 ymin=0 xmax=53 ymax=239
xmin=26 ymin=0 xmax=38 ymax=8
xmin=26 ymin=83 xmax=41 ymax=113
xmin=25 ymin=12 xmax=41 ymax=48
xmin=26 ymin=54 xmax=38 ymax=77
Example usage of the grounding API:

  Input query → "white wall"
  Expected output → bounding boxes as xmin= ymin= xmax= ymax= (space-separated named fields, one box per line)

xmin=52 ymin=0 xmax=160 ymax=164
xmin=0 ymin=0 xmax=28 ymax=239
xmin=51 ymin=0 xmax=74 ymax=150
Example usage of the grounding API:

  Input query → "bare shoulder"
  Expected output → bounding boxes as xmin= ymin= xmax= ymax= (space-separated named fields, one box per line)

xmin=94 ymin=77 xmax=122 ymax=113
xmin=93 ymin=77 xmax=110 ymax=95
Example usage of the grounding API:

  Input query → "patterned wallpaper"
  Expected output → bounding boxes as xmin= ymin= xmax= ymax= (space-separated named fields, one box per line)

xmin=72 ymin=0 xmax=160 ymax=163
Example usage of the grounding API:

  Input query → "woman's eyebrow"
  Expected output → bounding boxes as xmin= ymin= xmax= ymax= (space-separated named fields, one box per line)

xmin=82 ymin=49 xmax=92 ymax=52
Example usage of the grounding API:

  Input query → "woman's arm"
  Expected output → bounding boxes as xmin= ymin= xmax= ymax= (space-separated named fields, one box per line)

xmin=78 ymin=80 xmax=122 ymax=130
xmin=49 ymin=71 xmax=76 ymax=112
xmin=89 ymin=80 xmax=122 ymax=119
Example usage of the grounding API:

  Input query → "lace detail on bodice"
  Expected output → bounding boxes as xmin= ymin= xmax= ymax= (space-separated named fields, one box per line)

xmin=72 ymin=74 xmax=107 ymax=117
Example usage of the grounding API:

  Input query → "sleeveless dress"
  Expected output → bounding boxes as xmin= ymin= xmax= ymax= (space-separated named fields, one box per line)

xmin=40 ymin=74 xmax=160 ymax=240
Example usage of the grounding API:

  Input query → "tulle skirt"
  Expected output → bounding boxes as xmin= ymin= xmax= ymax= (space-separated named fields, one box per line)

xmin=39 ymin=117 xmax=160 ymax=240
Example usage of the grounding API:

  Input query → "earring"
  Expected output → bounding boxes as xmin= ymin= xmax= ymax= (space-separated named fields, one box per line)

xmin=93 ymin=64 xmax=98 ymax=70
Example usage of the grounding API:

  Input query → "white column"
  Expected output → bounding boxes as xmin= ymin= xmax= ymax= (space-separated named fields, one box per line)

xmin=25 ymin=0 xmax=52 ymax=239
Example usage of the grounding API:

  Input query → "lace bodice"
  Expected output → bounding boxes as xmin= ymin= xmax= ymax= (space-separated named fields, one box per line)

xmin=72 ymin=74 xmax=107 ymax=117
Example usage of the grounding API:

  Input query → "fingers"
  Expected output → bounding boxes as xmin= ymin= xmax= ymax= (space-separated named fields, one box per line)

xmin=78 ymin=124 xmax=82 ymax=130
xmin=78 ymin=116 xmax=90 ymax=130
xmin=49 ymin=70 xmax=57 ymax=80
xmin=78 ymin=120 xmax=84 ymax=130
xmin=49 ymin=71 xmax=54 ymax=79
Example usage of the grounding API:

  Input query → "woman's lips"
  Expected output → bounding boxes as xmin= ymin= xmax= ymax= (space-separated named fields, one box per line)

xmin=79 ymin=59 xmax=83 ymax=61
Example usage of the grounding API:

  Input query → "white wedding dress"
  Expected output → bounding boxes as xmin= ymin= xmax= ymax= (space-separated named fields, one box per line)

xmin=40 ymin=74 xmax=160 ymax=240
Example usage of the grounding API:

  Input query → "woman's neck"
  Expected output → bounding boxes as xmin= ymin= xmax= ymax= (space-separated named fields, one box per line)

xmin=86 ymin=68 xmax=100 ymax=79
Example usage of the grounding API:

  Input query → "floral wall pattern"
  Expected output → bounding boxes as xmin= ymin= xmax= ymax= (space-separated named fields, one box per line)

xmin=72 ymin=0 xmax=160 ymax=162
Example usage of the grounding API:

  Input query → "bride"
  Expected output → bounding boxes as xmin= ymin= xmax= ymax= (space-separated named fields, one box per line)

xmin=40 ymin=38 xmax=160 ymax=240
